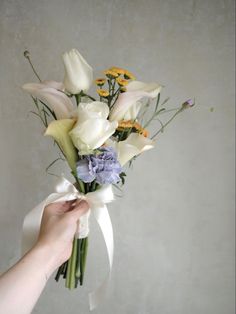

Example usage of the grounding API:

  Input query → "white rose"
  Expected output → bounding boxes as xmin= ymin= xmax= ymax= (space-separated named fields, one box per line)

xmin=63 ymin=48 xmax=93 ymax=94
xmin=109 ymin=80 xmax=162 ymax=122
xmin=70 ymin=101 xmax=118 ymax=155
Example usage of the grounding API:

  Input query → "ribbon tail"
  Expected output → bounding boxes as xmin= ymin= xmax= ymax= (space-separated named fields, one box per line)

xmin=89 ymin=205 xmax=114 ymax=311
xmin=22 ymin=199 xmax=47 ymax=256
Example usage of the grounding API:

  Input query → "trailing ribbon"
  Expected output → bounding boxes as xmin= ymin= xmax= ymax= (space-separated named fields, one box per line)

xmin=22 ymin=176 xmax=114 ymax=311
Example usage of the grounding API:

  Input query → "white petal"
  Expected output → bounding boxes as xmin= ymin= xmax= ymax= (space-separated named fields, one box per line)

xmin=109 ymin=80 xmax=162 ymax=122
xmin=116 ymin=133 xmax=155 ymax=166
xmin=70 ymin=118 xmax=118 ymax=152
xmin=77 ymin=101 xmax=109 ymax=124
xmin=126 ymin=80 xmax=162 ymax=98
xmin=63 ymin=48 xmax=93 ymax=94
xmin=22 ymin=82 xmax=74 ymax=119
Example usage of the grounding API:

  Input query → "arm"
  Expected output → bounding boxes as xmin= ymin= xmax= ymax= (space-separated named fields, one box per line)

xmin=0 ymin=199 xmax=89 ymax=314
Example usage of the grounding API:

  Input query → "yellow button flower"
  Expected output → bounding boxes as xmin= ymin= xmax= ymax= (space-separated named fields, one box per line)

xmin=109 ymin=67 xmax=126 ymax=75
xmin=116 ymin=77 xmax=129 ymax=87
xmin=104 ymin=70 xmax=119 ymax=78
xmin=97 ymin=89 xmax=109 ymax=97
xmin=117 ymin=120 xmax=149 ymax=137
xmin=124 ymin=70 xmax=136 ymax=80
xmin=95 ymin=78 xmax=106 ymax=86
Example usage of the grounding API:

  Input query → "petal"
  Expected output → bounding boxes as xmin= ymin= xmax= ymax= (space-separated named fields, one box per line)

xmin=126 ymin=81 xmax=162 ymax=98
xmin=76 ymin=159 xmax=96 ymax=182
xmin=22 ymin=82 xmax=74 ymax=119
xmin=109 ymin=80 xmax=162 ymax=122
xmin=63 ymin=48 xmax=93 ymax=94
xmin=110 ymin=133 xmax=155 ymax=166
xmin=109 ymin=91 xmax=143 ymax=121
xmin=77 ymin=101 xmax=109 ymax=124
xmin=45 ymin=119 xmax=78 ymax=173
xmin=70 ymin=118 xmax=118 ymax=151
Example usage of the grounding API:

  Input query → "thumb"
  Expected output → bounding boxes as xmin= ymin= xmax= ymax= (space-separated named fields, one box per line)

xmin=66 ymin=200 xmax=89 ymax=220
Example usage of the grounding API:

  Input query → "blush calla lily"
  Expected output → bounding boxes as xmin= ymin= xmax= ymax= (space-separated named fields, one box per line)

xmin=22 ymin=81 xmax=74 ymax=119
xmin=109 ymin=80 xmax=162 ymax=122
xmin=107 ymin=133 xmax=155 ymax=166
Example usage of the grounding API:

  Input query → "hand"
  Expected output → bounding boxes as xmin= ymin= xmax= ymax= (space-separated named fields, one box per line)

xmin=35 ymin=199 xmax=89 ymax=275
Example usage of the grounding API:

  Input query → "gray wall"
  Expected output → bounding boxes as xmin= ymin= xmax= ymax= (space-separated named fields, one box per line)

xmin=0 ymin=0 xmax=235 ymax=313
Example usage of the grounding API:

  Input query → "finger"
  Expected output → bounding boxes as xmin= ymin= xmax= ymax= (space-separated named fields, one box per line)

xmin=45 ymin=200 xmax=76 ymax=214
xmin=66 ymin=200 xmax=89 ymax=220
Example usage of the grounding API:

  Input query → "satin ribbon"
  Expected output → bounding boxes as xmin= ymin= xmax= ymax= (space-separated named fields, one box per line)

xmin=22 ymin=176 xmax=114 ymax=311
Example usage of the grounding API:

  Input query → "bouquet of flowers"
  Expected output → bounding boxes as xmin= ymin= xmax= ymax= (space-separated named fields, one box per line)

xmin=22 ymin=48 xmax=194 ymax=309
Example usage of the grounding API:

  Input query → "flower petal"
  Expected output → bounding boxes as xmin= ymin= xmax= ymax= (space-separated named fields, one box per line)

xmin=45 ymin=119 xmax=78 ymax=173
xmin=70 ymin=118 xmax=118 ymax=154
xmin=22 ymin=82 xmax=74 ymax=119
xmin=108 ymin=133 xmax=155 ymax=166
xmin=109 ymin=80 xmax=162 ymax=122
xmin=63 ymin=48 xmax=93 ymax=94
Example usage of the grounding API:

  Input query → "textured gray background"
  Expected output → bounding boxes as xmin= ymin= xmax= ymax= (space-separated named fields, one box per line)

xmin=0 ymin=0 xmax=235 ymax=313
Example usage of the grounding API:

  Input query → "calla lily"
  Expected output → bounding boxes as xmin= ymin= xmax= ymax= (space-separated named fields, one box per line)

xmin=107 ymin=133 xmax=155 ymax=166
xmin=69 ymin=101 xmax=118 ymax=155
xmin=63 ymin=48 xmax=93 ymax=94
xmin=22 ymin=81 xmax=74 ymax=119
xmin=45 ymin=119 xmax=78 ymax=173
xmin=109 ymin=80 xmax=162 ymax=122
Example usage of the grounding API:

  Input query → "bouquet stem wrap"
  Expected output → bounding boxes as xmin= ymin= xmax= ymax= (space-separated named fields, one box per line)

xmin=22 ymin=176 xmax=114 ymax=311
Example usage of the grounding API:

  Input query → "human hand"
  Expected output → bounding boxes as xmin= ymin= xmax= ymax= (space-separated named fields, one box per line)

xmin=34 ymin=199 xmax=89 ymax=275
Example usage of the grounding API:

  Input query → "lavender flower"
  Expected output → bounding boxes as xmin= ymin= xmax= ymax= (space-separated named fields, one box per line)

xmin=76 ymin=146 xmax=122 ymax=185
xmin=182 ymin=99 xmax=195 ymax=109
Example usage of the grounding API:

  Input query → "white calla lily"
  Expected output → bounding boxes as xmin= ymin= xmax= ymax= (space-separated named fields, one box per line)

xmin=63 ymin=48 xmax=93 ymax=94
xmin=45 ymin=119 xmax=77 ymax=173
xmin=69 ymin=101 xmax=118 ymax=155
xmin=107 ymin=133 xmax=155 ymax=166
xmin=22 ymin=81 xmax=74 ymax=119
xmin=109 ymin=80 xmax=162 ymax=122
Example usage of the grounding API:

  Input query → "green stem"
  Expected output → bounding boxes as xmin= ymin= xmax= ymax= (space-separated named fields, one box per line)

xmin=81 ymin=92 xmax=96 ymax=101
xmin=77 ymin=179 xmax=85 ymax=194
xmin=151 ymin=108 xmax=184 ymax=139
xmin=24 ymin=52 xmax=42 ymax=82
xmin=75 ymin=92 xmax=83 ymax=106
xmin=65 ymin=237 xmax=77 ymax=289
xmin=80 ymin=237 xmax=88 ymax=285
xmin=75 ymin=239 xmax=82 ymax=278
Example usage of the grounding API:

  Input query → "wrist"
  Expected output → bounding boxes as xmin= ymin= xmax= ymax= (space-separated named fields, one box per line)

xmin=30 ymin=243 xmax=58 ymax=279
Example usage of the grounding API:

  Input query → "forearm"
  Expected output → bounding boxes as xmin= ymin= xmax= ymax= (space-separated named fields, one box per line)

xmin=0 ymin=245 xmax=55 ymax=314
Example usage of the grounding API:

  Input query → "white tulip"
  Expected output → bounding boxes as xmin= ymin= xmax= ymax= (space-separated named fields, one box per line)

xmin=109 ymin=80 xmax=162 ymax=122
xmin=22 ymin=81 xmax=74 ymax=119
xmin=107 ymin=133 xmax=155 ymax=166
xmin=63 ymin=48 xmax=93 ymax=94
xmin=69 ymin=101 xmax=118 ymax=155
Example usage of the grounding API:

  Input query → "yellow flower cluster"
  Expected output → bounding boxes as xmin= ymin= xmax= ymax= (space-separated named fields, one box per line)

xmin=109 ymin=67 xmax=136 ymax=80
xmin=94 ymin=66 xmax=135 ymax=98
xmin=117 ymin=120 xmax=149 ymax=137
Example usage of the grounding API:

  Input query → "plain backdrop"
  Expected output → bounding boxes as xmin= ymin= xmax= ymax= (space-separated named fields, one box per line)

xmin=0 ymin=1 xmax=235 ymax=314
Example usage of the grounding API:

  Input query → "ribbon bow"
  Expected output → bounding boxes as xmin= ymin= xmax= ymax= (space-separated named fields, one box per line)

xmin=22 ymin=176 xmax=114 ymax=311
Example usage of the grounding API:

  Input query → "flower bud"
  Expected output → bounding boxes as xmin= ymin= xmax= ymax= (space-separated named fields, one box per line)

xmin=63 ymin=48 xmax=93 ymax=94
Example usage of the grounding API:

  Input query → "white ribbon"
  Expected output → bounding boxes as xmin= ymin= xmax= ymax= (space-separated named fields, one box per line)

xmin=22 ymin=176 xmax=114 ymax=311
